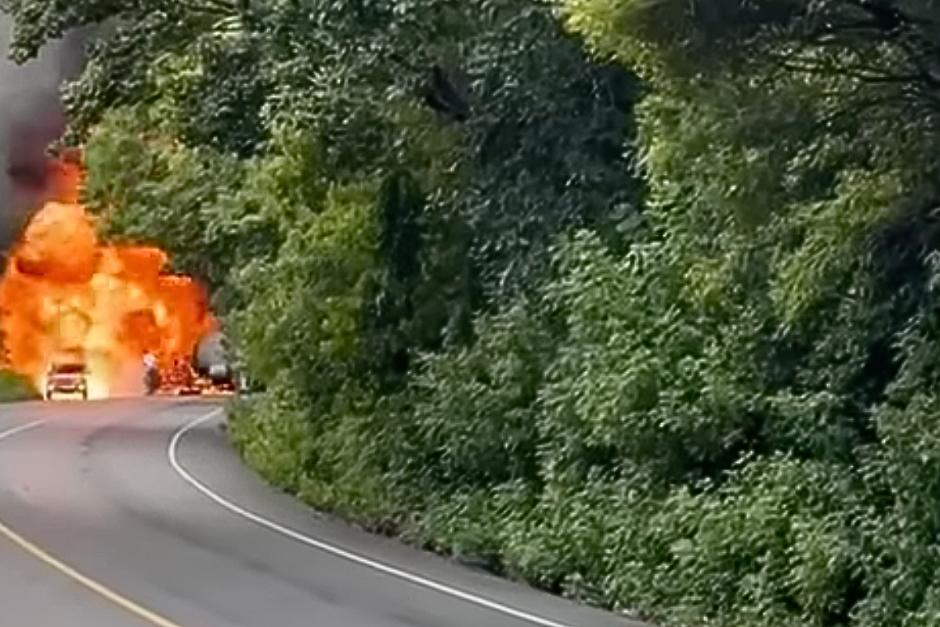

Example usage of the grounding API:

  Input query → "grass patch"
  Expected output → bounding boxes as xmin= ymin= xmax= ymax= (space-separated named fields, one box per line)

xmin=0 ymin=370 xmax=39 ymax=402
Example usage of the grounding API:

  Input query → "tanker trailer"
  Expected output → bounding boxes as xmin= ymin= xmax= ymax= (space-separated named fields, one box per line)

xmin=194 ymin=330 xmax=241 ymax=392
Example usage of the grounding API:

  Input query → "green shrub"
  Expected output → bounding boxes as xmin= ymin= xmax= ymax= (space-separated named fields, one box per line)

xmin=387 ymin=301 xmax=554 ymax=496
xmin=229 ymin=384 xmax=314 ymax=493
xmin=0 ymin=371 xmax=38 ymax=402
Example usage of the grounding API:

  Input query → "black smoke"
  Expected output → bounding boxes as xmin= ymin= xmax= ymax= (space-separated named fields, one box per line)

xmin=0 ymin=13 xmax=89 ymax=254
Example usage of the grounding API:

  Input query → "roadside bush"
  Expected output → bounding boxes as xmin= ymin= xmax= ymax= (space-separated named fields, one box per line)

xmin=0 ymin=370 xmax=38 ymax=402
xmin=230 ymin=382 xmax=394 ymax=523
xmin=229 ymin=382 xmax=313 ymax=493
xmin=538 ymin=232 xmax=767 ymax=486
xmin=386 ymin=301 xmax=555 ymax=498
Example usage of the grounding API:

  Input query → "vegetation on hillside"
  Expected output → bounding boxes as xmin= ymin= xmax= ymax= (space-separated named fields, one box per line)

xmin=0 ymin=334 xmax=37 ymax=401
xmin=7 ymin=0 xmax=940 ymax=624
xmin=0 ymin=369 xmax=37 ymax=402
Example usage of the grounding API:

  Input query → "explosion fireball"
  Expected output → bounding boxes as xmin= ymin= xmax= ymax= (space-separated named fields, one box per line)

xmin=0 ymin=150 xmax=216 ymax=398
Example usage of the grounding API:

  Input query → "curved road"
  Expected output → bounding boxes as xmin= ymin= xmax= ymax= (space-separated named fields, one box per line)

xmin=0 ymin=399 xmax=639 ymax=627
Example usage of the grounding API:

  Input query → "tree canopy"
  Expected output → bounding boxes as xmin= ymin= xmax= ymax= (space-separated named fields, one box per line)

xmin=9 ymin=0 xmax=940 ymax=625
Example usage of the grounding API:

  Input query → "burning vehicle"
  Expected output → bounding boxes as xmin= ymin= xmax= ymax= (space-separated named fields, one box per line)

xmin=193 ymin=331 xmax=240 ymax=393
xmin=129 ymin=333 xmax=244 ymax=397
xmin=0 ymin=150 xmax=218 ymax=399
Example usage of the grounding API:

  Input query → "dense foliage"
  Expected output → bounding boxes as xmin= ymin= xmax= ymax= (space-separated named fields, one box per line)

xmin=0 ymin=369 xmax=37 ymax=401
xmin=9 ymin=0 xmax=940 ymax=625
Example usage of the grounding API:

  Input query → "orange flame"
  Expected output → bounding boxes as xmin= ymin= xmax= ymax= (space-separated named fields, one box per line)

xmin=0 ymin=152 xmax=216 ymax=398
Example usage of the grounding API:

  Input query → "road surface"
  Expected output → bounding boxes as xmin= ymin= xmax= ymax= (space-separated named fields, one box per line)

xmin=0 ymin=399 xmax=640 ymax=627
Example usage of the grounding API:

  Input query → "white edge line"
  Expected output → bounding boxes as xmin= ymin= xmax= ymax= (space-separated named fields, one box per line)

xmin=169 ymin=408 xmax=576 ymax=627
xmin=0 ymin=420 xmax=45 ymax=442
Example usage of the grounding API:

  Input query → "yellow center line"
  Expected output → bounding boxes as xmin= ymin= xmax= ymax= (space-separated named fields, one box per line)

xmin=0 ymin=421 xmax=186 ymax=627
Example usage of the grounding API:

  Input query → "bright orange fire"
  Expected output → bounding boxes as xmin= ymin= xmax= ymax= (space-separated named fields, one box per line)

xmin=0 ymin=151 xmax=216 ymax=398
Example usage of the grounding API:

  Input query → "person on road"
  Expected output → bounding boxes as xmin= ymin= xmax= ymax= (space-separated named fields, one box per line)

xmin=143 ymin=351 xmax=159 ymax=394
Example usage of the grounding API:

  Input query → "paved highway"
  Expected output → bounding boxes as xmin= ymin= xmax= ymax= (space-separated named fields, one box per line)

xmin=0 ymin=399 xmax=639 ymax=627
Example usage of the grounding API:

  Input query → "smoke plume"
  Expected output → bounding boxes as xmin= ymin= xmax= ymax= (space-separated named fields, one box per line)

xmin=0 ymin=12 xmax=88 ymax=253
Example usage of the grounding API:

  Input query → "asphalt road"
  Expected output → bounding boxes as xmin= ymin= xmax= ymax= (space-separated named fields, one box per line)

xmin=0 ymin=399 xmax=641 ymax=627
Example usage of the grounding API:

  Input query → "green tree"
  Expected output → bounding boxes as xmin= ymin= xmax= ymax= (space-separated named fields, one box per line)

xmin=34 ymin=1 xmax=940 ymax=624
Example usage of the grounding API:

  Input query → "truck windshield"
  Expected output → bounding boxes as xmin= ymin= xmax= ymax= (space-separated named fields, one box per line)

xmin=52 ymin=364 xmax=86 ymax=374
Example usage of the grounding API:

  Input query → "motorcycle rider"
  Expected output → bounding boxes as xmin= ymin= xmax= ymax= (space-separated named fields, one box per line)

xmin=143 ymin=351 xmax=159 ymax=394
